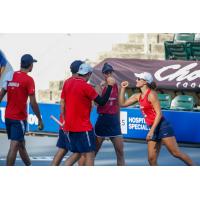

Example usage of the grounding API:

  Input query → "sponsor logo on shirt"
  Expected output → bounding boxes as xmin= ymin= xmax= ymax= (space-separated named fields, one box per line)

xmin=8 ymin=82 xmax=19 ymax=87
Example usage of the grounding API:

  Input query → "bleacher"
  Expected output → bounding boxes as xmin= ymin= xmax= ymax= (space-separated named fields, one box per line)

xmin=164 ymin=33 xmax=200 ymax=60
xmin=124 ymin=33 xmax=200 ymax=111
xmin=125 ymin=83 xmax=200 ymax=112
xmin=159 ymin=33 xmax=200 ymax=111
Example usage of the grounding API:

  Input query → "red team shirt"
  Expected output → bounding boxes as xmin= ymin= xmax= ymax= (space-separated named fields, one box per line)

xmin=97 ymin=83 xmax=119 ymax=114
xmin=139 ymin=89 xmax=156 ymax=126
xmin=61 ymin=77 xmax=98 ymax=132
xmin=5 ymin=71 xmax=35 ymax=120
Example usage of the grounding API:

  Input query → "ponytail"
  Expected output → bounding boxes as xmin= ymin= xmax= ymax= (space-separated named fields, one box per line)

xmin=147 ymin=82 xmax=157 ymax=90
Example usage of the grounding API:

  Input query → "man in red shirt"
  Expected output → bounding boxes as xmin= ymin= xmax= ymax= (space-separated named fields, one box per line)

xmin=0 ymin=54 xmax=44 ymax=166
xmin=61 ymin=63 xmax=115 ymax=166
xmin=51 ymin=60 xmax=84 ymax=166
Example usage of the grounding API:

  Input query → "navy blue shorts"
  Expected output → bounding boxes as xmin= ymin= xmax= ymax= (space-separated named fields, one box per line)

xmin=56 ymin=129 xmax=70 ymax=150
xmin=95 ymin=114 xmax=122 ymax=138
xmin=150 ymin=118 xmax=175 ymax=141
xmin=5 ymin=118 xmax=27 ymax=141
xmin=68 ymin=130 xmax=96 ymax=153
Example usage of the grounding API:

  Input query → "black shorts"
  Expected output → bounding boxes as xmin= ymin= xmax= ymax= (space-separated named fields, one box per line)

xmin=150 ymin=118 xmax=175 ymax=142
xmin=56 ymin=129 xmax=70 ymax=150
xmin=95 ymin=114 xmax=122 ymax=138
xmin=5 ymin=118 xmax=27 ymax=141
xmin=68 ymin=130 xmax=96 ymax=153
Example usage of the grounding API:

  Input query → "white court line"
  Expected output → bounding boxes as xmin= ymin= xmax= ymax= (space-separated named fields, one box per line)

xmin=0 ymin=156 xmax=69 ymax=161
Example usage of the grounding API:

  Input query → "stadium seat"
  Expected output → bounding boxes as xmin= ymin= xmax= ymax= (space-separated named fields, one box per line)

xmin=164 ymin=41 xmax=190 ymax=60
xmin=194 ymin=33 xmax=200 ymax=41
xmin=158 ymin=94 xmax=172 ymax=109
xmin=162 ymin=89 xmax=176 ymax=99
xmin=170 ymin=95 xmax=194 ymax=111
xmin=184 ymin=92 xmax=199 ymax=107
xmin=188 ymin=42 xmax=200 ymax=60
xmin=174 ymin=33 xmax=195 ymax=43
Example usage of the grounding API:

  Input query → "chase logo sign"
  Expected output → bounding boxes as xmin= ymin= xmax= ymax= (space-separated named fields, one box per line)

xmin=155 ymin=63 xmax=200 ymax=89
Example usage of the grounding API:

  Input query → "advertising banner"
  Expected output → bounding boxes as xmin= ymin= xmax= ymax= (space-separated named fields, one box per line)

xmin=90 ymin=58 xmax=200 ymax=91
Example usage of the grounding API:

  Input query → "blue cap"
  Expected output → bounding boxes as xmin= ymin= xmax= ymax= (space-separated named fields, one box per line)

xmin=70 ymin=60 xmax=84 ymax=74
xmin=21 ymin=54 xmax=37 ymax=68
xmin=77 ymin=63 xmax=93 ymax=75
xmin=102 ymin=63 xmax=114 ymax=73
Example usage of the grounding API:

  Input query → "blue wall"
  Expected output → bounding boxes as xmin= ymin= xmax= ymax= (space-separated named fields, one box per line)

xmin=0 ymin=102 xmax=200 ymax=144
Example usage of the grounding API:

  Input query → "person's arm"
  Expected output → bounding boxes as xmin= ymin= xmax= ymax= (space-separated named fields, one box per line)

xmin=0 ymin=88 xmax=7 ymax=103
xmin=0 ymin=53 xmax=7 ymax=78
xmin=29 ymin=94 xmax=44 ymax=130
xmin=146 ymin=91 xmax=162 ymax=141
xmin=119 ymin=81 xmax=139 ymax=107
xmin=93 ymin=76 xmax=115 ymax=106
xmin=60 ymin=98 xmax=65 ymax=123
xmin=0 ymin=67 xmax=6 ymax=78
xmin=0 ymin=71 xmax=13 ymax=102
xmin=94 ymin=85 xmax=113 ymax=106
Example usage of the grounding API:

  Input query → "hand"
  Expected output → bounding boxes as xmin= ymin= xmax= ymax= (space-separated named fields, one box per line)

xmin=100 ymin=81 xmax=106 ymax=88
xmin=61 ymin=119 xmax=65 ymax=127
xmin=38 ymin=119 xmax=44 ymax=130
xmin=146 ymin=130 xmax=154 ymax=142
xmin=121 ymin=81 xmax=129 ymax=88
xmin=107 ymin=76 xmax=115 ymax=86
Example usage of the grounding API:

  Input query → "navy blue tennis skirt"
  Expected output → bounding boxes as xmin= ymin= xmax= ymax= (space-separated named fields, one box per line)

xmin=150 ymin=117 xmax=175 ymax=141
xmin=95 ymin=113 xmax=122 ymax=138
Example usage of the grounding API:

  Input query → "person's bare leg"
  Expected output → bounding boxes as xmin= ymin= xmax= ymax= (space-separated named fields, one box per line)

xmin=6 ymin=140 xmax=19 ymax=166
xmin=51 ymin=148 xmax=68 ymax=166
xmin=84 ymin=152 xmax=95 ymax=166
xmin=147 ymin=140 xmax=162 ymax=166
xmin=65 ymin=153 xmax=81 ymax=166
xmin=95 ymin=137 xmax=105 ymax=156
xmin=110 ymin=137 xmax=125 ymax=166
xmin=78 ymin=155 xmax=86 ymax=166
xmin=162 ymin=137 xmax=194 ymax=166
xmin=18 ymin=141 xmax=31 ymax=166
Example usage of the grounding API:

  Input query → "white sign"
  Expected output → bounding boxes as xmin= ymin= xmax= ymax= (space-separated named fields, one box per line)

xmin=120 ymin=111 xmax=127 ymax=134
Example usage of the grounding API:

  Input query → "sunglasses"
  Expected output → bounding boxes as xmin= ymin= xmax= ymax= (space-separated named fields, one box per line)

xmin=103 ymin=71 xmax=113 ymax=75
xmin=136 ymin=78 xmax=145 ymax=81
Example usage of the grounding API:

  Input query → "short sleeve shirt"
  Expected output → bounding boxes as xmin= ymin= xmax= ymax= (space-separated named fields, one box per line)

xmin=5 ymin=71 xmax=35 ymax=120
xmin=61 ymin=77 xmax=98 ymax=132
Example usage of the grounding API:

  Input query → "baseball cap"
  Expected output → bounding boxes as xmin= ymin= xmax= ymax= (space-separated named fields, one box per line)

xmin=21 ymin=54 xmax=37 ymax=68
xmin=102 ymin=63 xmax=114 ymax=73
xmin=134 ymin=72 xmax=153 ymax=84
xmin=70 ymin=60 xmax=84 ymax=74
xmin=77 ymin=63 xmax=93 ymax=75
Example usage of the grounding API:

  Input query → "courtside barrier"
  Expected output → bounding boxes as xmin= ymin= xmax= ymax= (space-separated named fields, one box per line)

xmin=0 ymin=102 xmax=200 ymax=143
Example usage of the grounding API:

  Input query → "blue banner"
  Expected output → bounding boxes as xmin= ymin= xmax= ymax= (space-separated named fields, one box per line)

xmin=28 ymin=103 xmax=60 ymax=133
xmin=118 ymin=108 xmax=200 ymax=143
xmin=0 ymin=102 xmax=200 ymax=144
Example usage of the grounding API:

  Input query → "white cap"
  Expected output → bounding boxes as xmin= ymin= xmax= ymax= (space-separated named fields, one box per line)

xmin=134 ymin=72 xmax=153 ymax=84
xmin=77 ymin=63 xmax=93 ymax=75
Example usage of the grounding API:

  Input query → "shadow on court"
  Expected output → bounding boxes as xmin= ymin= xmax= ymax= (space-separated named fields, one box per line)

xmin=0 ymin=133 xmax=199 ymax=166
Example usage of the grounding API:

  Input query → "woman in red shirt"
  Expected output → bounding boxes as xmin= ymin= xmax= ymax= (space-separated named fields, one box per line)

xmin=95 ymin=63 xmax=125 ymax=166
xmin=119 ymin=72 xmax=194 ymax=166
